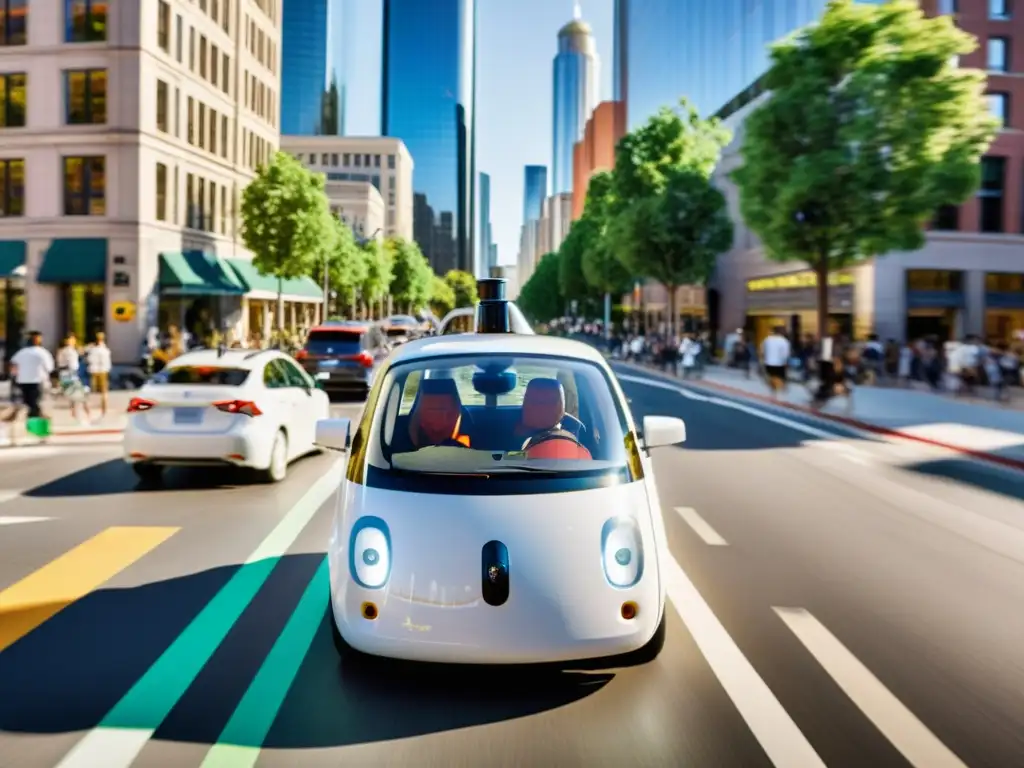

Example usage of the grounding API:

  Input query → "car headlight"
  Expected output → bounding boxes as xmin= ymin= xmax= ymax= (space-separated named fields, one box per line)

xmin=349 ymin=516 xmax=391 ymax=589
xmin=601 ymin=516 xmax=643 ymax=588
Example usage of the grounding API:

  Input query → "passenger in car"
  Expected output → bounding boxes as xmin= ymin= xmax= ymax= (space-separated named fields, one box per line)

xmin=406 ymin=378 xmax=471 ymax=449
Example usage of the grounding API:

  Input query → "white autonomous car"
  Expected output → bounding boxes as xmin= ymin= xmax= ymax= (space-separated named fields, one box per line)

xmin=314 ymin=281 xmax=686 ymax=665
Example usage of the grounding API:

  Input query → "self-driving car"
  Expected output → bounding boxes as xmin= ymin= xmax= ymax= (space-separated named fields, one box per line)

xmin=314 ymin=280 xmax=686 ymax=665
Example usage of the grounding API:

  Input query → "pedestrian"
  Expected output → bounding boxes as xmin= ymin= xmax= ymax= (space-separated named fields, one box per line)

xmin=57 ymin=334 xmax=91 ymax=422
xmin=2 ymin=331 xmax=55 ymax=445
xmin=87 ymin=331 xmax=113 ymax=418
xmin=760 ymin=325 xmax=791 ymax=399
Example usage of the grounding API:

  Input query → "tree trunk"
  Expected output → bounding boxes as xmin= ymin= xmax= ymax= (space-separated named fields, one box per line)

xmin=666 ymin=283 xmax=678 ymax=340
xmin=276 ymin=275 xmax=284 ymax=334
xmin=814 ymin=257 xmax=829 ymax=342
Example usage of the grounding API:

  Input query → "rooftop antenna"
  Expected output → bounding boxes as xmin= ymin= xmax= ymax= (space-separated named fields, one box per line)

xmin=573 ymin=1 xmax=582 ymax=19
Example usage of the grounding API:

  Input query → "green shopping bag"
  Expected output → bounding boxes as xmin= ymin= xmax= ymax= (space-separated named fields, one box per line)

xmin=26 ymin=417 xmax=51 ymax=438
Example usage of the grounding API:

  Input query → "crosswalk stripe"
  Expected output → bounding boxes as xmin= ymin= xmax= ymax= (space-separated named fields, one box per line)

xmin=0 ymin=526 xmax=180 ymax=653
xmin=775 ymin=607 xmax=968 ymax=768
xmin=0 ymin=516 xmax=51 ymax=525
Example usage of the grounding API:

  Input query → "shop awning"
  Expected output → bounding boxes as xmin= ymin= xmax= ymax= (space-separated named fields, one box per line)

xmin=225 ymin=258 xmax=323 ymax=301
xmin=36 ymin=238 xmax=107 ymax=283
xmin=0 ymin=240 xmax=26 ymax=278
xmin=159 ymin=251 xmax=246 ymax=296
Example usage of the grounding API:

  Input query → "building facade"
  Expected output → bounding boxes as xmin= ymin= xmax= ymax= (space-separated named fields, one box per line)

xmin=551 ymin=13 xmax=598 ymax=195
xmin=381 ymin=0 xmax=476 ymax=275
xmin=523 ymin=164 xmax=547 ymax=223
xmin=281 ymin=135 xmax=413 ymax=241
xmin=710 ymin=0 xmax=1024 ymax=347
xmin=478 ymin=170 xmax=492 ymax=278
xmin=571 ymin=99 xmax=625 ymax=220
xmin=0 ymin=0 xmax=325 ymax=367
xmin=323 ymin=180 xmax=385 ymax=241
xmin=280 ymin=0 xmax=347 ymax=135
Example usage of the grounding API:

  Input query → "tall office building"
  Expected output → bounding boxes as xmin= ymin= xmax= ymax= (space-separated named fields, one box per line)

xmin=382 ymin=0 xmax=477 ymax=275
xmin=552 ymin=2 xmax=599 ymax=195
xmin=523 ymin=165 xmax=548 ymax=223
xmin=478 ymin=171 xmax=493 ymax=278
xmin=281 ymin=0 xmax=347 ymax=135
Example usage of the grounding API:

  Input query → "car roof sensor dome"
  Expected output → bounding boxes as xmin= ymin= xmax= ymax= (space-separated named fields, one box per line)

xmin=475 ymin=278 xmax=511 ymax=333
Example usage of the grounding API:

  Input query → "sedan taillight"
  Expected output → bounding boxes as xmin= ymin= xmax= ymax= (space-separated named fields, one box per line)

xmin=295 ymin=349 xmax=309 ymax=360
xmin=356 ymin=351 xmax=374 ymax=367
xmin=212 ymin=400 xmax=263 ymax=417
xmin=127 ymin=398 xmax=156 ymax=413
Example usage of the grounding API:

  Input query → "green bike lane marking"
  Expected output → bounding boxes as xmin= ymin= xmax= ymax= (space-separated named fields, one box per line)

xmin=201 ymin=557 xmax=330 ymax=768
xmin=55 ymin=461 xmax=343 ymax=768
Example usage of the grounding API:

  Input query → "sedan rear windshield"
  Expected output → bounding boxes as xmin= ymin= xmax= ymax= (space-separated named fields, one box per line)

xmin=158 ymin=366 xmax=250 ymax=385
xmin=305 ymin=330 xmax=362 ymax=355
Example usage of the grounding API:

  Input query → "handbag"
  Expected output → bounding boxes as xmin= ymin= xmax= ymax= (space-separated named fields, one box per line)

xmin=26 ymin=416 xmax=51 ymax=438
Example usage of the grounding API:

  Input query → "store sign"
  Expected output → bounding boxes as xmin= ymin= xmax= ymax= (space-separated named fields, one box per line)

xmin=112 ymin=301 xmax=136 ymax=322
xmin=747 ymin=270 xmax=854 ymax=292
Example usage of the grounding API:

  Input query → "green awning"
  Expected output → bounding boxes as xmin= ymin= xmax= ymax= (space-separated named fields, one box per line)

xmin=226 ymin=258 xmax=323 ymax=301
xmin=36 ymin=238 xmax=107 ymax=283
xmin=0 ymin=240 xmax=26 ymax=278
xmin=159 ymin=251 xmax=246 ymax=296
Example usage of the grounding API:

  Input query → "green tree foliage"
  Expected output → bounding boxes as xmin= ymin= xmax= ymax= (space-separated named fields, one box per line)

xmin=517 ymin=252 xmax=564 ymax=323
xmin=579 ymin=171 xmax=632 ymax=297
xmin=731 ymin=0 xmax=997 ymax=338
xmin=429 ymin=274 xmax=456 ymax=317
xmin=360 ymin=239 xmax=393 ymax=317
xmin=241 ymin=151 xmax=337 ymax=329
xmin=557 ymin=220 xmax=592 ymax=303
xmin=315 ymin=217 xmax=367 ymax=316
xmin=387 ymin=237 xmax=433 ymax=312
xmin=608 ymin=100 xmax=733 ymax=335
xmin=444 ymin=270 xmax=478 ymax=308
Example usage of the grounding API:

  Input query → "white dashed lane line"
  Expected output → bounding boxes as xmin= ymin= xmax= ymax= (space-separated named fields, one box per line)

xmin=674 ymin=506 xmax=728 ymax=546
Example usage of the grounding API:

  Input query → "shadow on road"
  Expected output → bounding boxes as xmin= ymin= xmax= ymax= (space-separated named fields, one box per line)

xmin=0 ymin=554 xmax=610 ymax=749
xmin=902 ymin=457 xmax=1024 ymax=502
xmin=22 ymin=452 xmax=327 ymax=497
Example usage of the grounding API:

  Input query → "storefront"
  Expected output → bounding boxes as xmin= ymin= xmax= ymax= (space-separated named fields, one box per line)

xmin=904 ymin=269 xmax=964 ymax=343
xmin=744 ymin=269 xmax=855 ymax=346
xmin=0 ymin=240 xmax=26 ymax=372
xmin=225 ymin=258 xmax=323 ymax=341
xmin=34 ymin=237 xmax=108 ymax=345
xmin=984 ymin=272 xmax=1024 ymax=344
xmin=158 ymin=251 xmax=248 ymax=345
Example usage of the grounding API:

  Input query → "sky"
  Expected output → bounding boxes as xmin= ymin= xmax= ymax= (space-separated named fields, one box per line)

xmin=341 ymin=0 xmax=614 ymax=269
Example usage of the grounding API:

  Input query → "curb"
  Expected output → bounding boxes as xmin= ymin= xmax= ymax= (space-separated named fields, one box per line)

xmin=50 ymin=428 xmax=124 ymax=437
xmin=617 ymin=362 xmax=1024 ymax=474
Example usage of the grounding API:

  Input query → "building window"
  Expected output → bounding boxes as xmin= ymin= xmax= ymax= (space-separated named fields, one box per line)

xmin=0 ymin=72 xmax=26 ymax=127
xmin=222 ymin=0 xmax=229 ymax=32
xmin=65 ymin=69 xmax=106 ymax=124
xmin=387 ymin=154 xmax=395 ymax=170
xmin=65 ymin=0 xmax=106 ymax=43
xmin=988 ymin=37 xmax=1009 ymax=72
xmin=187 ymin=96 xmax=194 ymax=144
xmin=157 ymin=1 xmax=170 ymax=52
xmin=156 ymin=162 xmax=167 ymax=221
xmin=63 ymin=156 xmax=105 ymax=216
xmin=174 ymin=86 xmax=180 ymax=136
xmin=990 ymin=0 xmax=1010 ymax=19
xmin=907 ymin=270 xmax=962 ymax=292
xmin=199 ymin=35 xmax=207 ymax=78
xmin=221 ymin=114 xmax=228 ymax=158
xmin=986 ymin=272 xmax=1024 ymax=292
xmin=0 ymin=158 xmax=24 ymax=216
xmin=156 ymin=80 xmax=169 ymax=132
xmin=175 ymin=14 xmax=183 ymax=62
xmin=978 ymin=155 xmax=1006 ymax=232
xmin=221 ymin=52 xmax=229 ymax=93
xmin=189 ymin=26 xmax=195 ymax=70
xmin=988 ymin=92 xmax=1009 ymax=126
xmin=0 ymin=0 xmax=27 ymax=45
xmin=932 ymin=204 xmax=959 ymax=230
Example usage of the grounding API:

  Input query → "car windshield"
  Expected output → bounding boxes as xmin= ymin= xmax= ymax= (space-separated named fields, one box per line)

xmin=386 ymin=327 xmax=408 ymax=338
xmin=305 ymin=330 xmax=362 ymax=355
xmin=366 ymin=353 xmax=635 ymax=485
xmin=155 ymin=366 xmax=250 ymax=386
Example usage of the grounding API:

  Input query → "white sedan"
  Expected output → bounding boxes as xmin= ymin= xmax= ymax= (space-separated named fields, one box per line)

xmin=314 ymin=332 xmax=686 ymax=665
xmin=123 ymin=348 xmax=331 ymax=484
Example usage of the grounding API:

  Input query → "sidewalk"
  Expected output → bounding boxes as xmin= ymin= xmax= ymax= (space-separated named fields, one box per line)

xmin=625 ymin=361 xmax=1024 ymax=471
xmin=0 ymin=383 xmax=129 ymax=439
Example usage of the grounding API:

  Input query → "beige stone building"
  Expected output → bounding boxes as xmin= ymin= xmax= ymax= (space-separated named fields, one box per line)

xmin=323 ymin=180 xmax=385 ymax=243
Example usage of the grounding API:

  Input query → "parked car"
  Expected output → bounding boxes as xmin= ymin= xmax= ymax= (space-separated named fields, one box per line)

xmin=295 ymin=323 xmax=389 ymax=398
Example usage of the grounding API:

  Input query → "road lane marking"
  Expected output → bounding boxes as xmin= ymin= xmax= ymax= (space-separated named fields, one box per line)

xmin=774 ymin=607 xmax=968 ymax=768
xmin=55 ymin=460 xmax=344 ymax=768
xmin=201 ymin=558 xmax=330 ymax=768
xmin=674 ymin=507 xmax=728 ymax=546
xmin=663 ymin=556 xmax=826 ymax=767
xmin=0 ymin=526 xmax=179 ymax=653
xmin=0 ymin=490 xmax=22 ymax=505
xmin=0 ymin=516 xmax=51 ymax=525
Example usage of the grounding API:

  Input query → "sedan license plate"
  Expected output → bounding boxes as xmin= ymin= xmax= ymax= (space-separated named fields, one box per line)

xmin=315 ymin=371 xmax=331 ymax=380
xmin=173 ymin=407 xmax=204 ymax=425
xmin=318 ymin=360 xmax=339 ymax=369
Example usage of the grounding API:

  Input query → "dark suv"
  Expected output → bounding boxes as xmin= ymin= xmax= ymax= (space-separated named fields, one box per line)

xmin=296 ymin=324 xmax=388 ymax=398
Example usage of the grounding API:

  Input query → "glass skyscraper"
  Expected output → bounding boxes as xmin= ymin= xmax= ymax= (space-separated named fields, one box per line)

xmin=552 ymin=12 xmax=598 ymax=195
xmin=281 ymin=0 xmax=348 ymax=135
xmin=616 ymin=0 xmax=838 ymax=131
xmin=382 ymin=0 xmax=477 ymax=275
xmin=523 ymin=165 xmax=548 ymax=224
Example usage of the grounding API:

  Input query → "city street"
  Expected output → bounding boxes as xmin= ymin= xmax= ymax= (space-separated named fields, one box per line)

xmin=1 ymin=371 xmax=1023 ymax=768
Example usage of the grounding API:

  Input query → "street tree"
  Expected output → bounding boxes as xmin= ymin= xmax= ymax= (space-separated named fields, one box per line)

xmin=557 ymin=220 xmax=593 ymax=310
xmin=387 ymin=238 xmax=433 ymax=313
xmin=241 ymin=151 xmax=337 ymax=329
xmin=429 ymin=274 xmax=456 ymax=317
xmin=318 ymin=217 xmax=367 ymax=317
xmin=731 ymin=0 xmax=997 ymax=340
xmin=517 ymin=252 xmax=564 ymax=323
xmin=579 ymin=171 xmax=632 ymax=302
xmin=444 ymin=270 xmax=478 ymax=308
xmin=360 ymin=239 xmax=394 ymax=318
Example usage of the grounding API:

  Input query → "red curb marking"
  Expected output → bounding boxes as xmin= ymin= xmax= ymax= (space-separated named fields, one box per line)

xmin=620 ymin=362 xmax=1024 ymax=473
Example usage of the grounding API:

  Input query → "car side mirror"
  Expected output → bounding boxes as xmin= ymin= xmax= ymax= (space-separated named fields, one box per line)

xmin=315 ymin=417 xmax=351 ymax=452
xmin=641 ymin=415 xmax=686 ymax=452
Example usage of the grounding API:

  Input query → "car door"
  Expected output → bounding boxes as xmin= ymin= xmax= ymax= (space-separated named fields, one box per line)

xmin=279 ymin=357 xmax=322 ymax=450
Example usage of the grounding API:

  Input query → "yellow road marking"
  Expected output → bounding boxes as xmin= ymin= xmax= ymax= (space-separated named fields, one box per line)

xmin=0 ymin=526 xmax=179 ymax=653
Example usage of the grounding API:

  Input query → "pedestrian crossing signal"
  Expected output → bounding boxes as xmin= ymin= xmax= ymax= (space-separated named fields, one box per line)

xmin=112 ymin=301 xmax=136 ymax=322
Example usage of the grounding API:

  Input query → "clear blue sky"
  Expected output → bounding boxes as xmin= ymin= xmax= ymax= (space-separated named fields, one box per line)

xmin=342 ymin=0 xmax=614 ymax=269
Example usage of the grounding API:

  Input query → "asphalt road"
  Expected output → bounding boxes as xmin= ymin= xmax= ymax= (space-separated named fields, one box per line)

xmin=1 ymin=370 xmax=1022 ymax=768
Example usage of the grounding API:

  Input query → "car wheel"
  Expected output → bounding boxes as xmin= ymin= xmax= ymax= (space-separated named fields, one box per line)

xmin=132 ymin=464 xmax=164 ymax=485
xmin=261 ymin=430 xmax=288 ymax=483
xmin=622 ymin=611 xmax=667 ymax=666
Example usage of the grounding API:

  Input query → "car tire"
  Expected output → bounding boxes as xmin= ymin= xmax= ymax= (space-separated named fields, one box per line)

xmin=622 ymin=611 xmax=667 ymax=666
xmin=132 ymin=464 xmax=164 ymax=485
xmin=261 ymin=430 xmax=288 ymax=483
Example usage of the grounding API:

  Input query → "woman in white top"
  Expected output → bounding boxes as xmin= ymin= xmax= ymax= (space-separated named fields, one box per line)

xmin=56 ymin=335 xmax=92 ymax=422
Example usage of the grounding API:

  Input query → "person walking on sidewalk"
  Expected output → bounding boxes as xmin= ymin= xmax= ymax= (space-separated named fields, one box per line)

xmin=761 ymin=325 xmax=791 ymax=399
xmin=86 ymin=331 xmax=113 ymax=418
xmin=2 ymin=331 xmax=55 ymax=445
